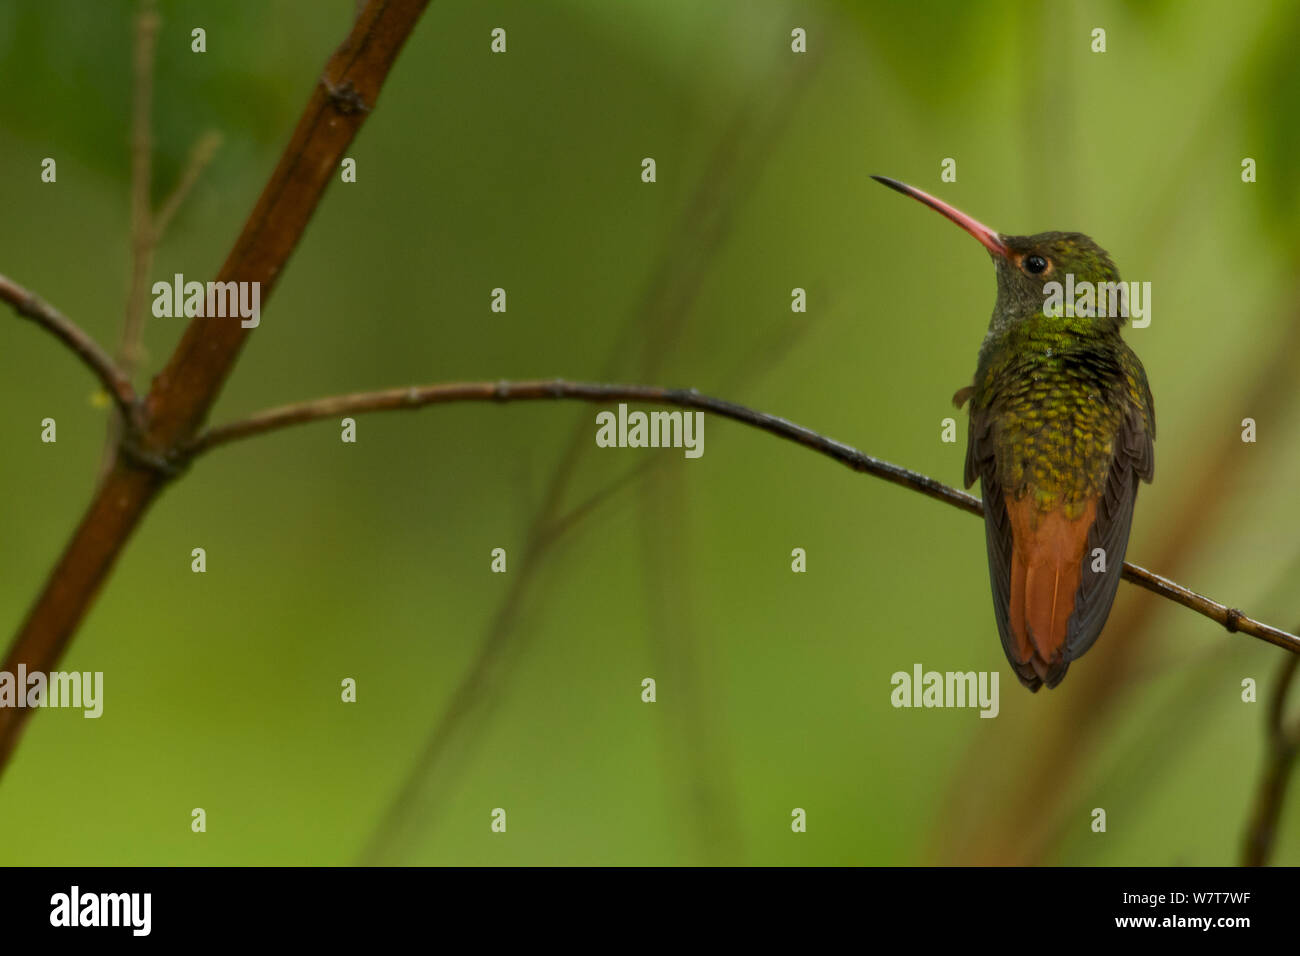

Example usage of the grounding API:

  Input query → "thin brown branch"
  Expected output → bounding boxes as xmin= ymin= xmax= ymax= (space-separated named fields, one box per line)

xmin=183 ymin=378 xmax=1300 ymax=655
xmin=115 ymin=12 xmax=222 ymax=387
xmin=0 ymin=0 xmax=431 ymax=778
xmin=1243 ymin=651 xmax=1300 ymax=865
xmin=117 ymin=0 xmax=160 ymax=379
xmin=0 ymin=273 xmax=137 ymax=416
xmin=116 ymin=123 xmax=223 ymax=397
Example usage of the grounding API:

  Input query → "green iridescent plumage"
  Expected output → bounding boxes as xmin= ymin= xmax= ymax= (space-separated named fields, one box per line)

xmin=971 ymin=312 xmax=1152 ymax=520
xmin=967 ymin=232 xmax=1153 ymax=518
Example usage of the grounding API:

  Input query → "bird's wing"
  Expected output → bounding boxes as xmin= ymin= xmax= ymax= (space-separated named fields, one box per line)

xmin=966 ymin=403 xmax=1043 ymax=690
xmin=1064 ymin=372 xmax=1155 ymax=662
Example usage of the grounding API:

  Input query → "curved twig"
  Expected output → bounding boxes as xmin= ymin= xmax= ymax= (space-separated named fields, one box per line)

xmin=0 ymin=273 xmax=137 ymax=416
xmin=183 ymin=377 xmax=1300 ymax=655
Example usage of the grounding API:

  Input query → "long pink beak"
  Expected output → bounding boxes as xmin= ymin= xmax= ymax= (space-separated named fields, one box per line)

xmin=872 ymin=176 xmax=1008 ymax=258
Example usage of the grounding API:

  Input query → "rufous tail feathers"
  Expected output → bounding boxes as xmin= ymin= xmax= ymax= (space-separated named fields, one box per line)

xmin=1003 ymin=495 xmax=1098 ymax=689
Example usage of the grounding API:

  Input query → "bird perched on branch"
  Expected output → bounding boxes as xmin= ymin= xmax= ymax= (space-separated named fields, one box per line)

xmin=875 ymin=176 xmax=1155 ymax=690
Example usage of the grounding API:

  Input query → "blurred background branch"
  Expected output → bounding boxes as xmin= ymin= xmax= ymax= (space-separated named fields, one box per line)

xmin=356 ymin=44 xmax=823 ymax=862
xmin=117 ymin=0 xmax=159 ymax=383
xmin=1243 ymin=651 xmax=1299 ymax=865
xmin=104 ymin=0 xmax=221 ymax=475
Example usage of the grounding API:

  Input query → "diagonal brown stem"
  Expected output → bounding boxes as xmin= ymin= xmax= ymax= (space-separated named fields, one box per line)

xmin=0 ymin=0 xmax=431 ymax=779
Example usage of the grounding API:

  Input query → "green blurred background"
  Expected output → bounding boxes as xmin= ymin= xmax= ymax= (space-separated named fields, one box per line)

xmin=1 ymin=0 xmax=1298 ymax=865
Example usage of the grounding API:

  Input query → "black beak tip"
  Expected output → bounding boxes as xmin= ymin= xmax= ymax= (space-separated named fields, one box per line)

xmin=871 ymin=174 xmax=908 ymax=194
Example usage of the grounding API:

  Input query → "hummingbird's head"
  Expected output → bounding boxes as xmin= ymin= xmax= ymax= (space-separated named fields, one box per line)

xmin=872 ymin=176 xmax=1123 ymax=331
xmin=992 ymin=232 xmax=1121 ymax=327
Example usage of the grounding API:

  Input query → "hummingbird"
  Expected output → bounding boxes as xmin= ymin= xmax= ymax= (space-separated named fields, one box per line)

xmin=874 ymin=176 xmax=1155 ymax=690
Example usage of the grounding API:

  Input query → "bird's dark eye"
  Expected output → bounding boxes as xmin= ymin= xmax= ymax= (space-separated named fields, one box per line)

xmin=1024 ymin=255 xmax=1048 ymax=274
